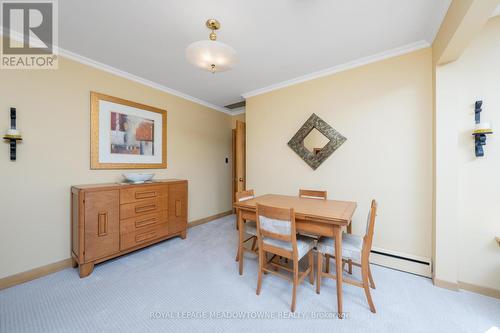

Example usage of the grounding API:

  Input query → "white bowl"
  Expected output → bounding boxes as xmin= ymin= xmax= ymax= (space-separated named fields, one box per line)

xmin=123 ymin=173 xmax=155 ymax=183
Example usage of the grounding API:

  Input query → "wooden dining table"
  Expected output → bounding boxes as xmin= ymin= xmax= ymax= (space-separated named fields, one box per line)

xmin=233 ymin=194 xmax=357 ymax=317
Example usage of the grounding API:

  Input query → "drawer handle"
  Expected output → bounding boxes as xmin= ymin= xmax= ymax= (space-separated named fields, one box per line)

xmin=97 ymin=212 xmax=108 ymax=237
xmin=135 ymin=217 xmax=157 ymax=228
xmin=135 ymin=204 xmax=156 ymax=213
xmin=175 ymin=200 xmax=182 ymax=217
xmin=135 ymin=191 xmax=157 ymax=199
xmin=135 ymin=231 xmax=157 ymax=243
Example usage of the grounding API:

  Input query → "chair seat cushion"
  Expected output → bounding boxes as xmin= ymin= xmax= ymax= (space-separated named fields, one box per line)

xmin=316 ymin=233 xmax=363 ymax=261
xmin=244 ymin=221 xmax=257 ymax=236
xmin=263 ymin=235 xmax=315 ymax=259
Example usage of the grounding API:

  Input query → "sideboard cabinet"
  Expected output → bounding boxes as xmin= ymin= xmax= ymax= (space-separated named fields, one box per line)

xmin=71 ymin=179 xmax=188 ymax=277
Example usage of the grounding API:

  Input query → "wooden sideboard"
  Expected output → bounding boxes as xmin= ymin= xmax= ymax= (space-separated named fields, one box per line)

xmin=71 ymin=179 xmax=188 ymax=277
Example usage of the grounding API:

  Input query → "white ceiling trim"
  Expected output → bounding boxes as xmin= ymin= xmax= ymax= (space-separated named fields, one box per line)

xmin=241 ymin=40 xmax=430 ymax=99
xmin=0 ymin=29 xmax=232 ymax=115
xmin=58 ymin=48 xmax=232 ymax=114
xmin=229 ymin=107 xmax=246 ymax=115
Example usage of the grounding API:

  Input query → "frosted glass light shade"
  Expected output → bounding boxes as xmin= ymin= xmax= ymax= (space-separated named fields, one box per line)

xmin=186 ymin=40 xmax=237 ymax=73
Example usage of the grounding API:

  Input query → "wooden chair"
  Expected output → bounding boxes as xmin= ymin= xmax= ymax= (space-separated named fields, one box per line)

xmin=298 ymin=189 xmax=327 ymax=240
xmin=255 ymin=203 xmax=315 ymax=312
xmin=299 ymin=189 xmax=327 ymax=200
xmin=316 ymin=199 xmax=378 ymax=313
xmin=235 ymin=190 xmax=258 ymax=270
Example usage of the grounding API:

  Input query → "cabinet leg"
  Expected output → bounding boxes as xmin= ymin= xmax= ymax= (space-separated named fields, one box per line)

xmin=71 ymin=257 xmax=78 ymax=268
xmin=79 ymin=262 xmax=94 ymax=278
xmin=180 ymin=230 xmax=187 ymax=239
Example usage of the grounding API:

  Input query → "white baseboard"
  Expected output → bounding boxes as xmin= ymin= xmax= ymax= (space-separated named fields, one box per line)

xmin=370 ymin=247 xmax=432 ymax=278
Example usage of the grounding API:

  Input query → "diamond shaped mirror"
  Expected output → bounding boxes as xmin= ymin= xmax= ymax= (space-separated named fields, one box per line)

xmin=287 ymin=113 xmax=346 ymax=170
xmin=303 ymin=128 xmax=330 ymax=155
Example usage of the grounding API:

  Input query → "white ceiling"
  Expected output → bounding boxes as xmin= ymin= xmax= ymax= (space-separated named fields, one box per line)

xmin=59 ymin=0 xmax=451 ymax=113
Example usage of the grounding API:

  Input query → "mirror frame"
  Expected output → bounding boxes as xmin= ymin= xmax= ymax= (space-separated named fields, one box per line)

xmin=287 ymin=113 xmax=346 ymax=170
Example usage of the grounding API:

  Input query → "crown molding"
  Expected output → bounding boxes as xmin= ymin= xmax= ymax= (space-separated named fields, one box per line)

xmin=58 ymin=48 xmax=232 ymax=114
xmin=229 ymin=107 xmax=246 ymax=115
xmin=241 ymin=40 xmax=431 ymax=99
xmin=0 ymin=29 xmax=232 ymax=115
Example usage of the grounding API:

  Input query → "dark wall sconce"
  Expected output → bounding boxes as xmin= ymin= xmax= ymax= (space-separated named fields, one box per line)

xmin=472 ymin=100 xmax=493 ymax=157
xmin=3 ymin=108 xmax=22 ymax=161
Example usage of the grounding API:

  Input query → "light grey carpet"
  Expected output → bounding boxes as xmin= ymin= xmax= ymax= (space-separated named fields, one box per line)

xmin=1 ymin=215 xmax=499 ymax=333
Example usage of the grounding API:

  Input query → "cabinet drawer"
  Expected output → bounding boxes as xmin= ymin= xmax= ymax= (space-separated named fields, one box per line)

xmin=120 ymin=223 xmax=168 ymax=250
xmin=120 ymin=185 xmax=166 ymax=205
xmin=120 ymin=197 xmax=166 ymax=220
xmin=120 ymin=210 xmax=167 ymax=235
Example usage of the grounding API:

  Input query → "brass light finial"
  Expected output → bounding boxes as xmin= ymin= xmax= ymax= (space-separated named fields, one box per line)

xmin=206 ymin=19 xmax=220 ymax=41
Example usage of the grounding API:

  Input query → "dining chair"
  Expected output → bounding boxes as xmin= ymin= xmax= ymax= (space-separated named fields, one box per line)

xmin=298 ymin=189 xmax=327 ymax=200
xmin=235 ymin=189 xmax=258 ymax=269
xmin=316 ymin=199 xmax=378 ymax=313
xmin=255 ymin=203 xmax=315 ymax=312
xmin=297 ymin=189 xmax=327 ymax=240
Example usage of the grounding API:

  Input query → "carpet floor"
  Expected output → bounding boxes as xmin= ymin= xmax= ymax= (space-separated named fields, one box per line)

xmin=1 ymin=214 xmax=499 ymax=333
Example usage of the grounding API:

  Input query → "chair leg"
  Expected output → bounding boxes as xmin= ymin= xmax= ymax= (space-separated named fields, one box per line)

xmin=235 ymin=240 xmax=240 ymax=261
xmin=368 ymin=264 xmax=376 ymax=289
xmin=361 ymin=259 xmax=376 ymax=313
xmin=256 ymin=249 xmax=264 ymax=295
xmin=325 ymin=254 xmax=330 ymax=273
xmin=238 ymin=244 xmax=244 ymax=275
xmin=237 ymin=212 xmax=244 ymax=275
xmin=308 ymin=250 xmax=314 ymax=285
xmin=251 ymin=237 xmax=257 ymax=251
xmin=291 ymin=258 xmax=298 ymax=312
xmin=316 ymin=251 xmax=322 ymax=294
xmin=348 ymin=259 xmax=353 ymax=274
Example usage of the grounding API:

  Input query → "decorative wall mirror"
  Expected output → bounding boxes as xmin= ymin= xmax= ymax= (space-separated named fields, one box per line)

xmin=287 ymin=113 xmax=346 ymax=170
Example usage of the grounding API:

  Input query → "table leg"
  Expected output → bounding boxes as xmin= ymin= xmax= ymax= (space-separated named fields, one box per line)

xmin=334 ymin=225 xmax=343 ymax=318
xmin=347 ymin=220 xmax=352 ymax=234
xmin=237 ymin=209 xmax=244 ymax=275
xmin=346 ymin=220 xmax=352 ymax=274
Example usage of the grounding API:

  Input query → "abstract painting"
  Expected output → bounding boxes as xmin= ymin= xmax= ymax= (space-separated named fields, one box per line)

xmin=90 ymin=92 xmax=167 ymax=169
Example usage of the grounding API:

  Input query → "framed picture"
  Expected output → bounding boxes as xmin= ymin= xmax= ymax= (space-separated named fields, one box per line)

xmin=90 ymin=92 xmax=167 ymax=169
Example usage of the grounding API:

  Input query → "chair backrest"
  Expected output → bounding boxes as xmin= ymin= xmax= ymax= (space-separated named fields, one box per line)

xmin=363 ymin=200 xmax=378 ymax=254
xmin=298 ymin=189 xmax=327 ymax=200
xmin=236 ymin=189 xmax=255 ymax=202
xmin=255 ymin=204 xmax=297 ymax=256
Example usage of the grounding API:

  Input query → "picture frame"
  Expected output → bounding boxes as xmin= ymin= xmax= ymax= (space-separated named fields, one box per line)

xmin=90 ymin=92 xmax=167 ymax=169
xmin=287 ymin=113 xmax=346 ymax=170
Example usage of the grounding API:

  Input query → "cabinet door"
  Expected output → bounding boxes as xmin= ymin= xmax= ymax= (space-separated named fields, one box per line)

xmin=84 ymin=190 xmax=120 ymax=262
xmin=168 ymin=183 xmax=187 ymax=234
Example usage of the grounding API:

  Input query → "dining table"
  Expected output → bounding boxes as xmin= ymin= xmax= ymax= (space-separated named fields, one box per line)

xmin=233 ymin=194 xmax=357 ymax=317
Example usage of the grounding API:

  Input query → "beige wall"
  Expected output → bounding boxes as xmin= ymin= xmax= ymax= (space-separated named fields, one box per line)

xmin=0 ymin=57 xmax=233 ymax=278
xmin=436 ymin=17 xmax=500 ymax=290
xmin=246 ymin=48 xmax=433 ymax=259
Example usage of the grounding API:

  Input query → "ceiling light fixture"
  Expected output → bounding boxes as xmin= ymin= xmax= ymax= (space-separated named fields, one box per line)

xmin=186 ymin=19 xmax=237 ymax=73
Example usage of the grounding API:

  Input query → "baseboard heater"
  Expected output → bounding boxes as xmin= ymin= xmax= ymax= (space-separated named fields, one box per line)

xmin=369 ymin=247 xmax=432 ymax=278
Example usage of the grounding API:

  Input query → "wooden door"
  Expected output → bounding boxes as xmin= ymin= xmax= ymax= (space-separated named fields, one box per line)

xmin=168 ymin=182 xmax=188 ymax=234
xmin=235 ymin=120 xmax=246 ymax=196
xmin=84 ymin=190 xmax=119 ymax=262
